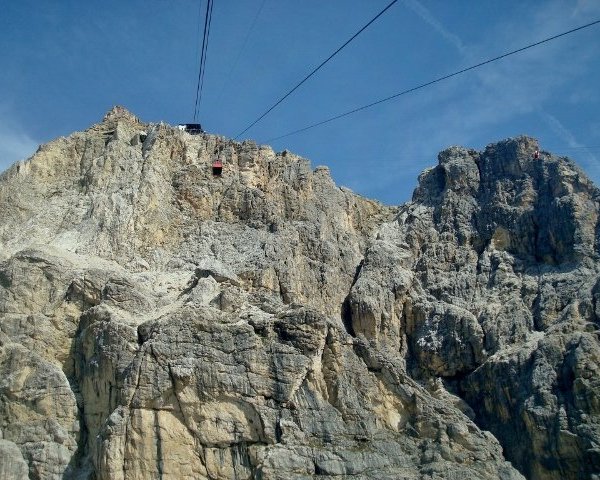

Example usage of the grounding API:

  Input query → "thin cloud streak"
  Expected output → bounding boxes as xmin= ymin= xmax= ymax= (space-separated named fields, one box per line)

xmin=397 ymin=0 xmax=598 ymax=145
xmin=542 ymin=112 xmax=587 ymax=149
xmin=541 ymin=111 xmax=600 ymax=178
xmin=401 ymin=0 xmax=467 ymax=55
xmin=572 ymin=0 xmax=600 ymax=17
xmin=353 ymin=0 xmax=600 ymax=200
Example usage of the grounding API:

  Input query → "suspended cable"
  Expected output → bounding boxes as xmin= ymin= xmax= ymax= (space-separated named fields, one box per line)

xmin=193 ymin=0 xmax=210 ymax=121
xmin=198 ymin=0 xmax=214 ymax=112
xmin=235 ymin=0 xmax=399 ymax=139
xmin=194 ymin=0 xmax=213 ymax=122
xmin=215 ymin=0 xmax=267 ymax=105
xmin=266 ymin=19 xmax=600 ymax=143
xmin=193 ymin=0 xmax=214 ymax=122
xmin=193 ymin=0 xmax=203 ymax=76
xmin=549 ymin=146 xmax=600 ymax=150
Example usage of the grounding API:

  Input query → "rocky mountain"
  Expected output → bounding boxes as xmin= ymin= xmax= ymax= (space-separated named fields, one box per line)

xmin=0 ymin=106 xmax=598 ymax=479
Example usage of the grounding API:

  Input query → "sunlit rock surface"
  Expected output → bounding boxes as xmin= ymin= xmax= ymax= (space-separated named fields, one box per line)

xmin=1 ymin=107 xmax=598 ymax=479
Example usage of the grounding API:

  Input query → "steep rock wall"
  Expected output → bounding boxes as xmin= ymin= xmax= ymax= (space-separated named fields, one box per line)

xmin=349 ymin=137 xmax=600 ymax=479
xmin=0 ymin=107 xmax=597 ymax=479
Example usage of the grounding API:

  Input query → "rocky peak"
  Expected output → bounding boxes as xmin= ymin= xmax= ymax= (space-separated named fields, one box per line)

xmin=101 ymin=104 xmax=140 ymax=123
xmin=413 ymin=135 xmax=599 ymax=264
xmin=0 ymin=108 xmax=392 ymax=324
xmin=349 ymin=135 xmax=600 ymax=479
xmin=0 ymin=110 xmax=599 ymax=480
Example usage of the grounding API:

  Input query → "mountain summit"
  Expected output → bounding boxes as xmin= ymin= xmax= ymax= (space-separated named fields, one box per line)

xmin=1 ymin=108 xmax=599 ymax=479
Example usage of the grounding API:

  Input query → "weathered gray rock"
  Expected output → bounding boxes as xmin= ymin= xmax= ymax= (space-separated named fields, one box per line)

xmin=350 ymin=137 xmax=600 ymax=479
xmin=0 ymin=438 xmax=30 ymax=479
xmin=1 ymin=107 xmax=596 ymax=479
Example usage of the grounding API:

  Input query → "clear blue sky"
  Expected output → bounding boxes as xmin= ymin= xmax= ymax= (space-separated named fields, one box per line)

xmin=1 ymin=0 xmax=599 ymax=204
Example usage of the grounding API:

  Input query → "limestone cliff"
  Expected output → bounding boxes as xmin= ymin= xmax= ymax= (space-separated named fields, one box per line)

xmin=0 ymin=106 xmax=597 ymax=479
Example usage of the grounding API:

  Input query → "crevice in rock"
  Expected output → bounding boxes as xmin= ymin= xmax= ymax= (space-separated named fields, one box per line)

xmin=153 ymin=409 xmax=164 ymax=480
xmin=313 ymin=460 xmax=326 ymax=475
xmin=339 ymin=260 xmax=364 ymax=337
xmin=0 ymin=268 xmax=11 ymax=289
xmin=340 ymin=297 xmax=356 ymax=337
xmin=277 ymin=277 xmax=290 ymax=305
xmin=64 ymin=311 xmax=94 ymax=478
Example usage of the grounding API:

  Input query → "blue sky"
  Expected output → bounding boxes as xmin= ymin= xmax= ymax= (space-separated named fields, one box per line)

xmin=1 ymin=0 xmax=599 ymax=204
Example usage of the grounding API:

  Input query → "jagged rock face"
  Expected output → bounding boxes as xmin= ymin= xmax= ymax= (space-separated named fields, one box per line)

xmin=0 ymin=107 xmax=386 ymax=320
xmin=0 ymin=107 xmax=596 ymax=479
xmin=349 ymin=137 xmax=600 ymax=479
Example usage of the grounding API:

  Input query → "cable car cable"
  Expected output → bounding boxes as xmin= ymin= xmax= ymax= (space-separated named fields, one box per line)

xmin=266 ymin=18 xmax=600 ymax=143
xmin=198 ymin=0 xmax=214 ymax=111
xmin=193 ymin=0 xmax=214 ymax=122
xmin=195 ymin=0 xmax=213 ymax=121
xmin=550 ymin=146 xmax=600 ymax=150
xmin=191 ymin=0 xmax=205 ymax=121
xmin=193 ymin=0 xmax=210 ymax=121
xmin=193 ymin=1 xmax=203 ymax=76
xmin=235 ymin=0 xmax=399 ymax=139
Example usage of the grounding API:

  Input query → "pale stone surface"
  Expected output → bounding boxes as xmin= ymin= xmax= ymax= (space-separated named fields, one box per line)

xmin=0 ymin=438 xmax=29 ymax=479
xmin=2 ymin=107 xmax=596 ymax=479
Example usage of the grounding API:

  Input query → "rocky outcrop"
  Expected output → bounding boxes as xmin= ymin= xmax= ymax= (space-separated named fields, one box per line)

xmin=0 ymin=106 xmax=597 ymax=479
xmin=349 ymin=137 xmax=600 ymax=479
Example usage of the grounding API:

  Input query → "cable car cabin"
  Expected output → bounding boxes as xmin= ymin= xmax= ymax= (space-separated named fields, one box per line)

xmin=177 ymin=123 xmax=204 ymax=134
xmin=212 ymin=159 xmax=223 ymax=176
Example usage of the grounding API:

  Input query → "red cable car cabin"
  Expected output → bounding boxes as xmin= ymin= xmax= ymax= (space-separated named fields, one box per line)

xmin=212 ymin=159 xmax=223 ymax=176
